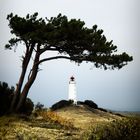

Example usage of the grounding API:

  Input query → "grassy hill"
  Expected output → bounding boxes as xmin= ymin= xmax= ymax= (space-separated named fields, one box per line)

xmin=0 ymin=105 xmax=139 ymax=139
xmin=55 ymin=105 xmax=122 ymax=129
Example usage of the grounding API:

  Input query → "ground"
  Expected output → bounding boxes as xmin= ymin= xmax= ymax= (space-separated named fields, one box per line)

xmin=0 ymin=105 xmax=139 ymax=140
xmin=55 ymin=105 xmax=122 ymax=129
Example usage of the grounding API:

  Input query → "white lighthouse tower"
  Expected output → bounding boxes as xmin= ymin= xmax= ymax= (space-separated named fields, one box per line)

xmin=68 ymin=76 xmax=77 ymax=104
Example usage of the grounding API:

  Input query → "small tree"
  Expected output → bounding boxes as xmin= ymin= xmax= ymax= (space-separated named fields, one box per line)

xmin=35 ymin=102 xmax=44 ymax=111
xmin=0 ymin=81 xmax=14 ymax=115
xmin=0 ymin=81 xmax=34 ymax=115
xmin=5 ymin=13 xmax=132 ymax=112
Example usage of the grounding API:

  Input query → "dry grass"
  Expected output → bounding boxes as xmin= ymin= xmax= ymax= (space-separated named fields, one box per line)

xmin=56 ymin=105 xmax=122 ymax=129
xmin=81 ymin=117 xmax=140 ymax=140
xmin=0 ymin=114 xmax=79 ymax=139
xmin=37 ymin=110 xmax=75 ymax=129
xmin=0 ymin=105 xmax=139 ymax=140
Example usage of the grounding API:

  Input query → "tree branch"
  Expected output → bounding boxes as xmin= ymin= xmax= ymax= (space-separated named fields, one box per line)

xmin=38 ymin=56 xmax=72 ymax=64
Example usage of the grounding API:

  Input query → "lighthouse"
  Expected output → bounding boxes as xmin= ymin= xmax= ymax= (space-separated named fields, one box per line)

xmin=68 ymin=76 xmax=77 ymax=104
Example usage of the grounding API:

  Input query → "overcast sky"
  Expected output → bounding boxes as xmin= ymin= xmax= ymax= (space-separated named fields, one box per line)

xmin=0 ymin=0 xmax=140 ymax=111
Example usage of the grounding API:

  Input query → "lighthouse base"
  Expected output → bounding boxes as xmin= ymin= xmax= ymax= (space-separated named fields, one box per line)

xmin=68 ymin=99 xmax=77 ymax=105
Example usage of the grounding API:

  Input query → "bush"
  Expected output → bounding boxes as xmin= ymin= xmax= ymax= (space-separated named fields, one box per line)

xmin=77 ymin=101 xmax=84 ymax=105
xmin=77 ymin=100 xmax=98 ymax=109
xmin=0 ymin=81 xmax=14 ymax=115
xmin=84 ymin=100 xmax=98 ymax=109
xmin=51 ymin=100 xmax=73 ymax=110
xmin=20 ymin=98 xmax=34 ymax=115
xmin=0 ymin=81 xmax=34 ymax=116
xmin=35 ymin=102 xmax=44 ymax=111
xmin=82 ymin=118 xmax=140 ymax=140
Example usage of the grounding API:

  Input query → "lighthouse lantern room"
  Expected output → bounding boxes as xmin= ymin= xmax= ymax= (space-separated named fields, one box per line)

xmin=68 ymin=76 xmax=77 ymax=104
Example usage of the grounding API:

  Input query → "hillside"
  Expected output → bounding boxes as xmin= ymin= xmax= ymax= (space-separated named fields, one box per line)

xmin=56 ymin=105 xmax=122 ymax=129
xmin=0 ymin=105 xmax=139 ymax=139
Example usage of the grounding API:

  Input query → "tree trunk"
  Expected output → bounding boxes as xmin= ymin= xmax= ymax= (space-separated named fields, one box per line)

xmin=10 ymin=45 xmax=34 ymax=112
xmin=10 ymin=66 xmax=27 ymax=112
xmin=15 ymin=52 xmax=40 ymax=112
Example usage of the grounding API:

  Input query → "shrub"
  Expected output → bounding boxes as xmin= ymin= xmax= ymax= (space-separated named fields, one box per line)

xmin=84 ymin=100 xmax=98 ymax=109
xmin=77 ymin=101 xmax=84 ymax=105
xmin=0 ymin=81 xmax=14 ymax=115
xmin=35 ymin=102 xmax=44 ymax=111
xmin=0 ymin=81 xmax=34 ymax=116
xmin=20 ymin=98 xmax=34 ymax=115
xmin=82 ymin=118 xmax=140 ymax=140
xmin=77 ymin=100 xmax=98 ymax=109
xmin=51 ymin=100 xmax=73 ymax=110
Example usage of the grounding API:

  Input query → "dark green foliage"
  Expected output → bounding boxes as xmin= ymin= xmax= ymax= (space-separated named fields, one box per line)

xmin=35 ymin=102 xmax=44 ymax=111
xmin=84 ymin=100 xmax=98 ymax=109
xmin=20 ymin=98 xmax=34 ymax=115
xmin=77 ymin=100 xmax=98 ymax=109
xmin=51 ymin=99 xmax=98 ymax=111
xmin=77 ymin=101 xmax=84 ymax=105
xmin=0 ymin=81 xmax=34 ymax=116
xmin=84 ymin=118 xmax=140 ymax=140
xmin=51 ymin=100 xmax=73 ymax=111
xmin=0 ymin=81 xmax=14 ymax=115
xmin=6 ymin=12 xmax=132 ymax=70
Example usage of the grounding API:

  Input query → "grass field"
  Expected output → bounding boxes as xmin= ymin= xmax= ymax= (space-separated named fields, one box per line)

xmin=0 ymin=105 xmax=139 ymax=140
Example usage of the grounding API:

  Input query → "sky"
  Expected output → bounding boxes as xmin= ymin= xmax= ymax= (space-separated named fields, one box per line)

xmin=0 ymin=0 xmax=140 ymax=111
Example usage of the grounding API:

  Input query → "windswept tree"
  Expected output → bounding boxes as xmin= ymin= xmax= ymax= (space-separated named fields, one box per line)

xmin=5 ymin=13 xmax=133 ymax=112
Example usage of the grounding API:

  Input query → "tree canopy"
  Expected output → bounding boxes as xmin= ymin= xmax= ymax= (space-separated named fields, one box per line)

xmin=6 ymin=12 xmax=132 ymax=70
